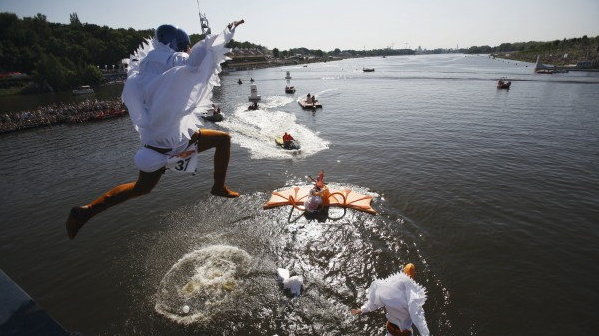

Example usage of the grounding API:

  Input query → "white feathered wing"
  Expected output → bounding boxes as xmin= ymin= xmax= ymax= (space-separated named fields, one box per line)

xmin=123 ymin=28 xmax=234 ymax=148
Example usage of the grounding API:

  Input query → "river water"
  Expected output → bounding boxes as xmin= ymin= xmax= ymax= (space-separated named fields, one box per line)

xmin=1 ymin=54 xmax=598 ymax=335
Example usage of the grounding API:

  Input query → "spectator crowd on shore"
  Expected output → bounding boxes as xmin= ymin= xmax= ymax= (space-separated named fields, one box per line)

xmin=0 ymin=98 xmax=127 ymax=134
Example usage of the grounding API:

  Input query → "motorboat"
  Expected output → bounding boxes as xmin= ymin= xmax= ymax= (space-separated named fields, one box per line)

xmin=497 ymin=78 xmax=511 ymax=89
xmin=202 ymin=107 xmax=224 ymax=122
xmin=298 ymin=98 xmax=322 ymax=109
xmin=202 ymin=113 xmax=224 ymax=122
xmin=362 ymin=68 xmax=375 ymax=72
xmin=275 ymin=136 xmax=301 ymax=150
xmin=535 ymin=68 xmax=568 ymax=74
xmin=72 ymin=85 xmax=94 ymax=95
xmin=285 ymin=86 xmax=296 ymax=94
xmin=248 ymin=103 xmax=259 ymax=111
xmin=203 ymin=110 xmax=223 ymax=122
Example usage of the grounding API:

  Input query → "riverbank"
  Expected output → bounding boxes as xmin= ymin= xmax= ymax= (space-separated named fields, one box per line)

xmin=0 ymin=98 xmax=126 ymax=134
xmin=223 ymin=55 xmax=344 ymax=72
xmin=493 ymin=50 xmax=599 ymax=69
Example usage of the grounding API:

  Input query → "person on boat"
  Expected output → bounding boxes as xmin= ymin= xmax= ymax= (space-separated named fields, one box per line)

xmin=282 ymin=132 xmax=294 ymax=142
xmin=310 ymin=95 xmax=317 ymax=104
xmin=250 ymin=77 xmax=254 ymax=82
xmin=238 ymin=78 xmax=242 ymax=84
xmin=306 ymin=93 xmax=311 ymax=102
xmin=304 ymin=171 xmax=327 ymax=213
xmin=350 ymin=263 xmax=430 ymax=336
xmin=282 ymin=132 xmax=295 ymax=148
xmin=212 ymin=104 xmax=221 ymax=115
xmin=65 ymin=20 xmax=245 ymax=240
xmin=314 ymin=170 xmax=325 ymax=189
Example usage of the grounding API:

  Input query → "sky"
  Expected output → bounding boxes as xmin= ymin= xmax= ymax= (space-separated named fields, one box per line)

xmin=2 ymin=0 xmax=598 ymax=50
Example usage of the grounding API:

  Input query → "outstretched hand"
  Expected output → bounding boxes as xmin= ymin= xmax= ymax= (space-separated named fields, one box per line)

xmin=227 ymin=19 xmax=245 ymax=30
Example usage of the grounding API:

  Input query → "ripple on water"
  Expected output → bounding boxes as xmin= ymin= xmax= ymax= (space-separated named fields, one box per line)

xmin=145 ymin=182 xmax=451 ymax=334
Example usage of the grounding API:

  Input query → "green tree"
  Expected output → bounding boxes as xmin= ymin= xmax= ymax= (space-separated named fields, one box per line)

xmin=69 ymin=12 xmax=81 ymax=26
xmin=76 ymin=64 xmax=102 ymax=86
xmin=272 ymin=47 xmax=279 ymax=58
xmin=33 ymin=54 xmax=70 ymax=90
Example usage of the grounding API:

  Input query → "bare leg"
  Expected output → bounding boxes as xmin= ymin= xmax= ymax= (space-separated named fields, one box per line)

xmin=66 ymin=168 xmax=164 ymax=239
xmin=194 ymin=128 xmax=239 ymax=198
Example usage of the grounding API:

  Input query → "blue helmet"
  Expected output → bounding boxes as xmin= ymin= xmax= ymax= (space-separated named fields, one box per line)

xmin=175 ymin=28 xmax=190 ymax=52
xmin=155 ymin=24 xmax=178 ymax=50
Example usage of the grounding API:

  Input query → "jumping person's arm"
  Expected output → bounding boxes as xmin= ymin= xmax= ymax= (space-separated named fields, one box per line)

xmin=186 ymin=19 xmax=244 ymax=68
xmin=227 ymin=19 xmax=245 ymax=30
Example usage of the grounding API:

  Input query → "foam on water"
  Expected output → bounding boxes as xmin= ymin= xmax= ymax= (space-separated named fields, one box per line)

xmin=218 ymin=96 xmax=329 ymax=159
xmin=154 ymin=245 xmax=252 ymax=325
xmin=297 ymin=88 xmax=338 ymax=101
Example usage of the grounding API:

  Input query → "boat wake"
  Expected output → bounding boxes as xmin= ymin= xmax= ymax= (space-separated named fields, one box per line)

xmin=218 ymin=96 xmax=329 ymax=159
xmin=296 ymin=88 xmax=338 ymax=103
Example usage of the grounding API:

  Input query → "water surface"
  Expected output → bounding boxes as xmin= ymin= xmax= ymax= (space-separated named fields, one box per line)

xmin=1 ymin=54 xmax=598 ymax=335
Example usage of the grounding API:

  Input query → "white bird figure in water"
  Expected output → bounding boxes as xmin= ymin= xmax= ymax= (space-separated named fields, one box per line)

xmin=277 ymin=268 xmax=303 ymax=296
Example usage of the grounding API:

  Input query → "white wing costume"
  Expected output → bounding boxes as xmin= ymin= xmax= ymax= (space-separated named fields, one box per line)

xmin=360 ymin=272 xmax=429 ymax=336
xmin=122 ymin=26 xmax=235 ymax=172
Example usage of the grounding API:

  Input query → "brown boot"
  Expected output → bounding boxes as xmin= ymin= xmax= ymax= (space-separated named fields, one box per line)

xmin=66 ymin=206 xmax=92 ymax=240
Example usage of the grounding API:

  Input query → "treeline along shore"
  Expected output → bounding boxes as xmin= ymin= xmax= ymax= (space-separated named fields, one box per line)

xmin=470 ymin=36 xmax=599 ymax=68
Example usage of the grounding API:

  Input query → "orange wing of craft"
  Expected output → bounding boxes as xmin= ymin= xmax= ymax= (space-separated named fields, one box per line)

xmin=263 ymin=186 xmax=376 ymax=214
xmin=263 ymin=185 xmax=313 ymax=209
xmin=327 ymin=188 xmax=376 ymax=214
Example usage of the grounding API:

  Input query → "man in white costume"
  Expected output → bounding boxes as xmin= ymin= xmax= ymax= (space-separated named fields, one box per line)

xmin=351 ymin=263 xmax=430 ymax=336
xmin=66 ymin=20 xmax=244 ymax=240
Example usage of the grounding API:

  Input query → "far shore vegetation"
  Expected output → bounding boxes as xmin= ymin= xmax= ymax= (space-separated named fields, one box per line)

xmin=1 ymin=11 xmax=598 ymax=95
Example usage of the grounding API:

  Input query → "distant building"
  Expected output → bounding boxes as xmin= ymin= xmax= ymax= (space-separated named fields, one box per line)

xmin=224 ymin=48 xmax=270 ymax=70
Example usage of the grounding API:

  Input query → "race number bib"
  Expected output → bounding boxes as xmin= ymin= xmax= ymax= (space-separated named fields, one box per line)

xmin=166 ymin=149 xmax=198 ymax=173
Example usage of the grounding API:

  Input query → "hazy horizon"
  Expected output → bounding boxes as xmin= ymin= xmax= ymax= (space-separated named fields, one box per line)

xmin=2 ymin=0 xmax=598 ymax=51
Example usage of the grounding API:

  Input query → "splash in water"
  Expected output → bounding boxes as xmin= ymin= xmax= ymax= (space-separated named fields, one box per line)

xmin=154 ymin=245 xmax=252 ymax=325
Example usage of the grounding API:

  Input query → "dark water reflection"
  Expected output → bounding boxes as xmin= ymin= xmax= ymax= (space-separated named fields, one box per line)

xmin=1 ymin=54 xmax=598 ymax=335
